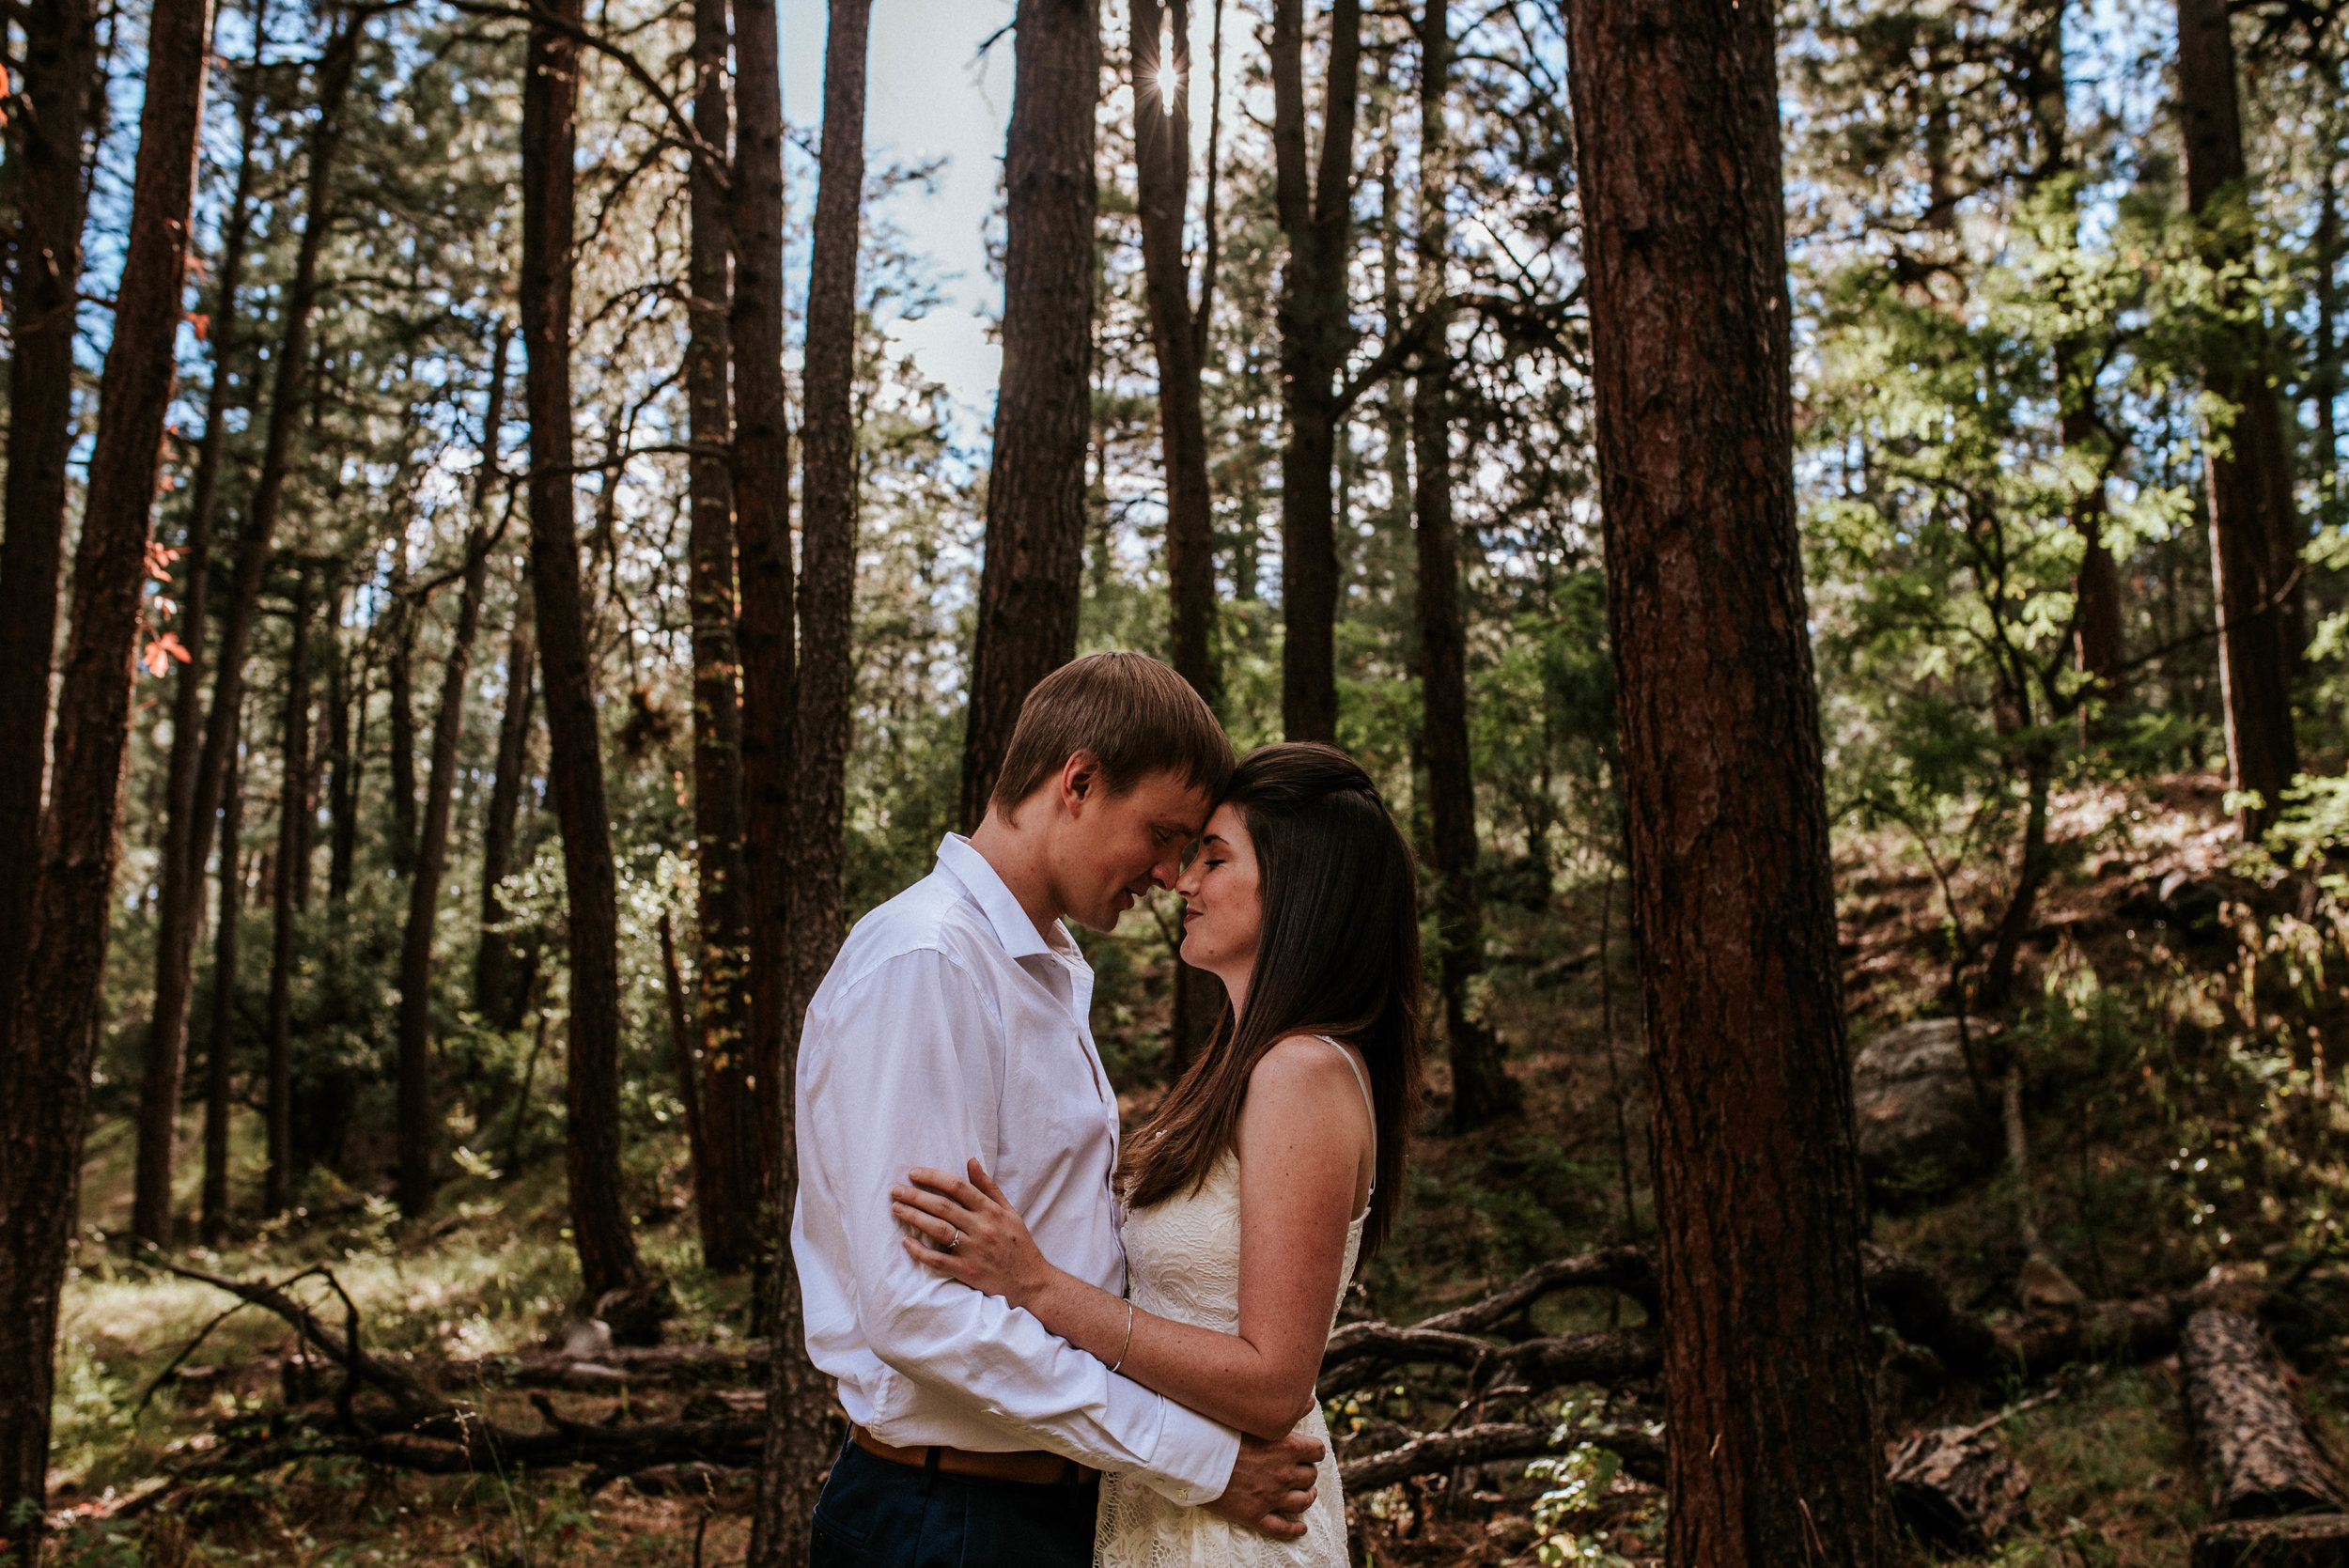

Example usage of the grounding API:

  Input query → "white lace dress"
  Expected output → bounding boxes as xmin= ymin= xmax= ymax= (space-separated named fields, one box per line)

xmin=1096 ymin=1042 xmax=1370 ymax=1568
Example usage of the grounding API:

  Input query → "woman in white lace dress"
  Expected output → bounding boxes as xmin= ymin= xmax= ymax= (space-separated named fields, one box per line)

xmin=891 ymin=742 xmax=1423 ymax=1567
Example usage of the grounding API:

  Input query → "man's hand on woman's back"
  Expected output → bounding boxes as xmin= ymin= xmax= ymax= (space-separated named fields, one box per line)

xmin=1205 ymin=1430 xmax=1323 ymax=1541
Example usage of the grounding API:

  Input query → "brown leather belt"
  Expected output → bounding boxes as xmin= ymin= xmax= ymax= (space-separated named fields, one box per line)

xmin=850 ymin=1424 xmax=1098 ymax=1487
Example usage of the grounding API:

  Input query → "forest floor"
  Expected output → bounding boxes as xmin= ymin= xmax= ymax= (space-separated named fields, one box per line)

xmin=39 ymin=771 xmax=2349 ymax=1565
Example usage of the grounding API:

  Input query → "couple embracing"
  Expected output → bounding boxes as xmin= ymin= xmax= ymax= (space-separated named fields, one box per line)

xmin=793 ymin=651 xmax=1423 ymax=1566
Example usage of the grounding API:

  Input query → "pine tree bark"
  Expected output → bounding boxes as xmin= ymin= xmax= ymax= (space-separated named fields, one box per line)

xmin=684 ymin=0 xmax=754 ymax=1273
xmin=264 ymin=572 xmax=316 ymax=1218
xmin=1269 ymin=0 xmax=1362 ymax=744
xmin=0 ymin=0 xmax=99 ymax=1096
xmin=475 ymin=604 xmax=537 ymax=1031
xmin=793 ymin=0 xmax=869 ymax=1047
xmin=202 ymin=709 xmax=245 ymax=1246
xmin=387 ymin=566 xmax=421 ymax=872
xmin=957 ymin=0 xmax=1101 ymax=825
xmin=732 ymin=0 xmax=797 ymax=1260
xmin=0 ymin=0 xmax=213 ymax=1544
xmin=1414 ymin=0 xmax=1514 ymax=1133
xmin=744 ymin=6 xmax=864 ymax=1553
xmin=395 ymin=331 xmax=508 ymax=1217
xmin=1564 ymin=0 xmax=1892 ymax=1556
xmin=2177 ymin=0 xmax=2300 ymax=832
xmin=521 ymin=0 xmax=646 ymax=1301
xmin=134 ymin=13 xmax=271 ymax=1249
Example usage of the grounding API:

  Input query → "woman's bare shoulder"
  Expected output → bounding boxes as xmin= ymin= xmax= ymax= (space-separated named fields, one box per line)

xmin=1246 ymin=1032 xmax=1366 ymax=1102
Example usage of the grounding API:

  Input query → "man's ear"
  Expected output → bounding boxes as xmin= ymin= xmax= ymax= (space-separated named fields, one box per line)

xmin=1059 ymin=751 xmax=1103 ymax=815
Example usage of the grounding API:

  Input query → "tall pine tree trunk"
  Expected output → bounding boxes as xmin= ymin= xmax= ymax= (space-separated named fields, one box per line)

xmin=1270 ymin=0 xmax=1361 ymax=744
xmin=395 ymin=331 xmax=508 ymax=1217
xmin=957 ymin=0 xmax=1101 ymax=824
xmin=134 ymin=0 xmax=270 ymax=1250
xmin=154 ymin=8 xmax=363 ymax=1206
xmin=521 ymin=0 xmax=646 ymax=1304
xmin=202 ymin=709 xmax=246 ymax=1246
xmin=0 ymin=0 xmax=99 ymax=1093
xmin=1564 ymin=0 xmax=1891 ymax=1555
xmin=264 ymin=573 xmax=315 ymax=1218
xmin=1133 ymin=0 xmax=1225 ymax=1075
xmin=686 ymin=0 xmax=754 ymax=1272
xmin=1414 ymin=0 xmax=1515 ymax=1132
xmin=0 ymin=0 xmax=213 ymax=1543
xmin=475 ymin=604 xmax=537 ymax=1030
xmin=745 ymin=5 xmax=865 ymax=1553
xmin=2178 ymin=0 xmax=2300 ymax=832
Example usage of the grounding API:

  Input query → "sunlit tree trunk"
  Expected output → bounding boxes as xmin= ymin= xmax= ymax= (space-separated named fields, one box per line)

xmin=395 ymin=330 xmax=508 ymax=1217
xmin=521 ymin=0 xmax=647 ymax=1304
xmin=0 ymin=0 xmax=98 ymax=1099
xmin=1565 ymin=0 xmax=1892 ymax=1555
xmin=2178 ymin=0 xmax=2300 ymax=832
xmin=134 ymin=9 xmax=271 ymax=1248
xmin=684 ymin=0 xmax=752 ymax=1272
xmin=957 ymin=0 xmax=1101 ymax=824
xmin=0 ymin=0 xmax=214 ymax=1543
xmin=1269 ymin=0 xmax=1362 ymax=743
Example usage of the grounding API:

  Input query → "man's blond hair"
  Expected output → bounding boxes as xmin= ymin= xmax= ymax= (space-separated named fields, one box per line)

xmin=991 ymin=653 xmax=1235 ymax=816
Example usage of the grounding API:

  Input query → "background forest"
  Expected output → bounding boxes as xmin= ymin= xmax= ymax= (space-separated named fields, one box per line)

xmin=8 ymin=0 xmax=2349 ymax=1560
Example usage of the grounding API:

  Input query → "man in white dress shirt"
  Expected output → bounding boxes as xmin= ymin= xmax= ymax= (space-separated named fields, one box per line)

xmin=794 ymin=653 xmax=1324 ymax=1566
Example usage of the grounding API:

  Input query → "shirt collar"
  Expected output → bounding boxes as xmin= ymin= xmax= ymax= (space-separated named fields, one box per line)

xmin=935 ymin=833 xmax=1072 ymax=964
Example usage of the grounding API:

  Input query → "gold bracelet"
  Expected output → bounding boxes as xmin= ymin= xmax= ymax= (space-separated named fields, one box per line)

xmin=1109 ymin=1299 xmax=1136 ymax=1374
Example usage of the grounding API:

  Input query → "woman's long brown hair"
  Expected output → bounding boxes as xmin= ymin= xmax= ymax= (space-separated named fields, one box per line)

xmin=1120 ymin=742 xmax=1424 ymax=1264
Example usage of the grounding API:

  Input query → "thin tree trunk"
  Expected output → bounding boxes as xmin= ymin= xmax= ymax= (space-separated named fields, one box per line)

xmin=0 ymin=0 xmax=213 ymax=1544
xmin=475 ymin=603 xmax=537 ymax=1030
xmin=957 ymin=0 xmax=1101 ymax=825
xmin=521 ymin=0 xmax=646 ymax=1302
xmin=1270 ymin=0 xmax=1362 ymax=744
xmin=0 ymin=0 xmax=99 ymax=1096
xmin=732 ymin=0 xmax=798 ymax=1281
xmin=793 ymin=0 xmax=869 ymax=1051
xmin=2178 ymin=0 xmax=2300 ymax=833
xmin=134 ymin=8 xmax=272 ymax=1248
xmin=1564 ymin=0 xmax=1892 ymax=1553
xmin=202 ymin=707 xmax=246 ymax=1246
xmin=162 ymin=8 xmax=364 ymax=1191
xmin=657 ymin=911 xmax=708 ymax=1227
xmin=744 ymin=0 xmax=857 ymax=1546
xmin=395 ymin=329 xmax=509 ymax=1218
xmin=326 ymin=615 xmax=359 ymax=899
xmin=684 ymin=0 xmax=754 ymax=1274
xmin=387 ymin=557 xmax=420 ymax=872
xmin=1135 ymin=0 xmax=1216 ymax=709
xmin=265 ymin=572 xmax=316 ymax=1218
xmin=1414 ymin=0 xmax=1515 ymax=1133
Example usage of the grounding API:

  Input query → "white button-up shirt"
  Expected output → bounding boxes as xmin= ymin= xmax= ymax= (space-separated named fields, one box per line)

xmin=792 ymin=834 xmax=1240 ymax=1504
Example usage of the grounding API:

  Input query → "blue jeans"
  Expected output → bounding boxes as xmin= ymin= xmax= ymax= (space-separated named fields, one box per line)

xmin=809 ymin=1438 xmax=1098 ymax=1568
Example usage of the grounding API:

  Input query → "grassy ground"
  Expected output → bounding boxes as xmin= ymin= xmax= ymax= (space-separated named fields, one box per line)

xmin=39 ymin=777 xmax=2349 ymax=1564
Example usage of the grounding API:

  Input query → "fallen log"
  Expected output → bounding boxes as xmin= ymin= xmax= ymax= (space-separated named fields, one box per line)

xmin=2191 ymin=1514 xmax=2349 ymax=1568
xmin=2182 ymin=1308 xmax=2344 ymax=1519
xmin=1317 ymin=1325 xmax=1658 ymax=1399
xmin=1885 ymin=1425 xmax=2030 ymax=1550
xmin=426 ymin=1343 xmax=770 ymax=1391
xmin=1336 ymin=1421 xmax=1668 ymax=1493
